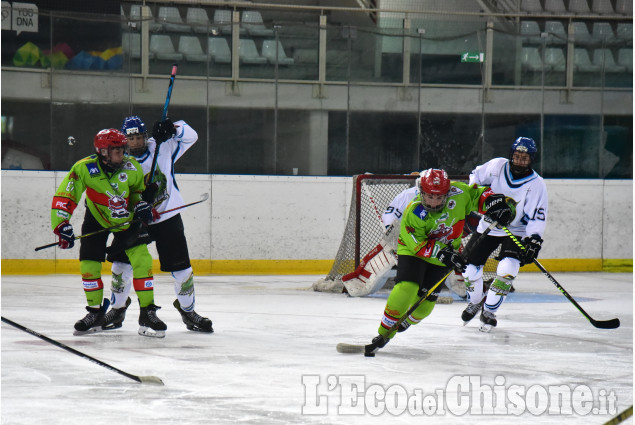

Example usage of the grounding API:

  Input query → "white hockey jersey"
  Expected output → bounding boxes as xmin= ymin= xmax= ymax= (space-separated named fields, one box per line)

xmin=469 ymin=157 xmax=548 ymax=238
xmin=133 ymin=120 xmax=197 ymax=224
xmin=381 ymin=186 xmax=418 ymax=227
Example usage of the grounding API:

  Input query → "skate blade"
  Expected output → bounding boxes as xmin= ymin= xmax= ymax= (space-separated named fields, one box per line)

xmin=101 ymin=323 xmax=123 ymax=331
xmin=479 ymin=324 xmax=494 ymax=333
xmin=73 ymin=327 xmax=102 ymax=336
xmin=138 ymin=327 xmax=166 ymax=338
xmin=336 ymin=343 xmax=365 ymax=354
xmin=186 ymin=325 xmax=214 ymax=333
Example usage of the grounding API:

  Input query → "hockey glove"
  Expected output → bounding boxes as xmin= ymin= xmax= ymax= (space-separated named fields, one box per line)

xmin=134 ymin=201 xmax=154 ymax=225
xmin=436 ymin=247 xmax=467 ymax=273
xmin=53 ymin=221 xmax=75 ymax=249
xmin=522 ymin=234 xmax=543 ymax=264
xmin=483 ymin=194 xmax=514 ymax=226
xmin=152 ymin=118 xmax=176 ymax=144
xmin=142 ymin=182 xmax=159 ymax=203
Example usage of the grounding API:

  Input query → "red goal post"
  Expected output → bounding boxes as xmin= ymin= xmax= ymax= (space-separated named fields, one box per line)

xmin=313 ymin=173 xmax=499 ymax=293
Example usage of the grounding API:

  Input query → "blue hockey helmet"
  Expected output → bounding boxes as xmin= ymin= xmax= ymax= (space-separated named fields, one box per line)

xmin=511 ymin=137 xmax=537 ymax=159
xmin=509 ymin=137 xmax=537 ymax=175
xmin=121 ymin=115 xmax=147 ymax=137
xmin=121 ymin=115 xmax=148 ymax=156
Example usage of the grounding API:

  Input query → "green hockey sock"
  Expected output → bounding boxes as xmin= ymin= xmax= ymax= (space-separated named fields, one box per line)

xmin=378 ymin=280 xmax=419 ymax=338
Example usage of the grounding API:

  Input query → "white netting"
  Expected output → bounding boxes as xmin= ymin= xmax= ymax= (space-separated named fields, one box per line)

xmin=313 ymin=174 xmax=499 ymax=293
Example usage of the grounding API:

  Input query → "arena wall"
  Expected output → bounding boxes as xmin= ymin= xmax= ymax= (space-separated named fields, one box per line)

xmin=1 ymin=170 xmax=631 ymax=274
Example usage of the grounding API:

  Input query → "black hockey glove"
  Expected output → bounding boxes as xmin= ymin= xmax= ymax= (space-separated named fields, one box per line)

xmin=152 ymin=118 xmax=176 ymax=144
xmin=53 ymin=221 xmax=75 ymax=249
xmin=522 ymin=234 xmax=543 ymax=264
xmin=142 ymin=182 xmax=159 ymax=203
xmin=436 ymin=247 xmax=467 ymax=273
xmin=483 ymin=194 xmax=514 ymax=226
xmin=134 ymin=201 xmax=154 ymax=225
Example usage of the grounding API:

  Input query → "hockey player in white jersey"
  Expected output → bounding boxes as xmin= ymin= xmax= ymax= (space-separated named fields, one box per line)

xmin=461 ymin=137 xmax=548 ymax=332
xmin=104 ymin=116 xmax=213 ymax=333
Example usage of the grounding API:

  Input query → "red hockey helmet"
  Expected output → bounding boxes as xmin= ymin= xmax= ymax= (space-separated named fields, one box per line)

xmin=94 ymin=128 xmax=127 ymax=151
xmin=419 ymin=168 xmax=450 ymax=212
xmin=94 ymin=129 xmax=127 ymax=168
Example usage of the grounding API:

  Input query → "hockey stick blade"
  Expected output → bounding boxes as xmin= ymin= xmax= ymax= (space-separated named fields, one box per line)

xmin=502 ymin=226 xmax=621 ymax=330
xmin=590 ymin=317 xmax=620 ymax=329
xmin=336 ymin=343 xmax=365 ymax=354
xmin=1 ymin=316 xmax=164 ymax=385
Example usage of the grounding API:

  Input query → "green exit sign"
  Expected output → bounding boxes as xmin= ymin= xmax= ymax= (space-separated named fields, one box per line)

xmin=461 ymin=52 xmax=484 ymax=63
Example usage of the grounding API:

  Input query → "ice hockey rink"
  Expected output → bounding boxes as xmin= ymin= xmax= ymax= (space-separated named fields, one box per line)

xmin=1 ymin=272 xmax=632 ymax=425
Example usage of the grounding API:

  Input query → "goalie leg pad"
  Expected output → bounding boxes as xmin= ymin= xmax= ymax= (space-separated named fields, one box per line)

xmin=342 ymin=243 xmax=397 ymax=297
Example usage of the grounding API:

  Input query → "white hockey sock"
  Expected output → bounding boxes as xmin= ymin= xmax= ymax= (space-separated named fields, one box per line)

xmin=172 ymin=267 xmax=195 ymax=311
xmin=111 ymin=261 xmax=133 ymax=308
xmin=463 ymin=264 xmax=484 ymax=304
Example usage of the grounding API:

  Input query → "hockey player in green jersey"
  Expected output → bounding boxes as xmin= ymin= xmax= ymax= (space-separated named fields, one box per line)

xmin=365 ymin=168 xmax=514 ymax=355
xmin=50 ymin=129 xmax=166 ymax=337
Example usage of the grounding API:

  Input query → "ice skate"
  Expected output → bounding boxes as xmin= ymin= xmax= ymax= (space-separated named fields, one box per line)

xmin=73 ymin=299 xmax=110 ymax=335
xmin=138 ymin=303 xmax=167 ymax=338
xmin=364 ymin=335 xmax=389 ymax=357
xmin=102 ymin=297 xmax=132 ymax=330
xmin=173 ymin=299 xmax=213 ymax=333
xmin=479 ymin=310 xmax=497 ymax=333
xmin=461 ymin=302 xmax=482 ymax=325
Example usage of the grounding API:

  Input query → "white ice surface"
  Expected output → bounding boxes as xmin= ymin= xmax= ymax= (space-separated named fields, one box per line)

xmin=1 ymin=272 xmax=632 ymax=425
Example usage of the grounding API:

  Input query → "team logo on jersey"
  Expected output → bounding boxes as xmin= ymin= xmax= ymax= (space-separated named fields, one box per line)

xmin=118 ymin=173 xmax=128 ymax=183
xmin=428 ymin=223 xmax=454 ymax=244
xmin=448 ymin=186 xmax=463 ymax=196
xmin=86 ymin=163 xmax=100 ymax=176
xmin=447 ymin=199 xmax=456 ymax=209
xmin=106 ymin=190 xmax=130 ymax=219
xmin=122 ymin=161 xmax=136 ymax=171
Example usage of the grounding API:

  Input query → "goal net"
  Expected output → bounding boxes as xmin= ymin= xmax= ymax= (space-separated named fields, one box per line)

xmin=313 ymin=173 xmax=499 ymax=294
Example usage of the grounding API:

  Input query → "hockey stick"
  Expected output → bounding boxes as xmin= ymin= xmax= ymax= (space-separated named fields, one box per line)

xmin=35 ymin=193 xmax=209 ymax=251
xmin=502 ymin=226 xmax=620 ymax=329
xmin=337 ymin=220 xmax=499 ymax=355
xmin=1 ymin=316 xmax=164 ymax=385
xmin=603 ymin=405 xmax=633 ymax=425
xmin=148 ymin=63 xmax=178 ymax=185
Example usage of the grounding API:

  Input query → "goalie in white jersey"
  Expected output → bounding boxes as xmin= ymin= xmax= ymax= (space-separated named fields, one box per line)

xmin=103 ymin=116 xmax=213 ymax=333
xmin=462 ymin=137 xmax=548 ymax=332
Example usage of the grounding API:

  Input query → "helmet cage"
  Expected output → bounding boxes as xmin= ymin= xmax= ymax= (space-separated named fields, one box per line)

xmin=94 ymin=129 xmax=127 ymax=169
xmin=121 ymin=116 xmax=148 ymax=156
xmin=510 ymin=137 xmax=537 ymax=175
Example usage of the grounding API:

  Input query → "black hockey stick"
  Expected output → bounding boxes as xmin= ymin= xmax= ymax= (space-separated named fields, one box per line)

xmin=1 ymin=316 xmax=164 ymax=385
xmin=502 ymin=226 xmax=620 ymax=329
xmin=35 ymin=193 xmax=209 ymax=251
xmin=337 ymin=220 xmax=499 ymax=355
xmin=148 ymin=63 xmax=178 ymax=185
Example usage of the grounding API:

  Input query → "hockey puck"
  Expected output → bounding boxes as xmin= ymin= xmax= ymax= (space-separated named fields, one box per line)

xmin=364 ymin=352 xmax=375 ymax=357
